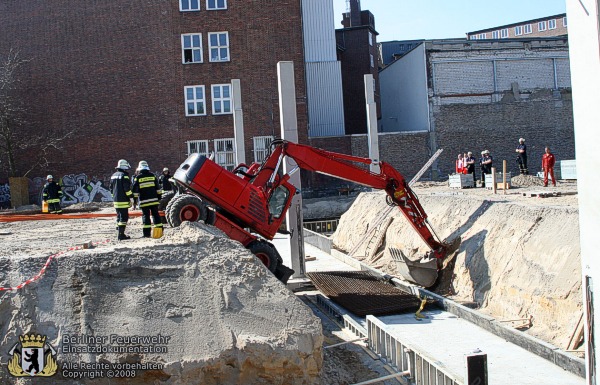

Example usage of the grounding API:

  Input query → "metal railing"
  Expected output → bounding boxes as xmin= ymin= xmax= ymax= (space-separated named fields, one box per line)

xmin=303 ymin=219 xmax=339 ymax=234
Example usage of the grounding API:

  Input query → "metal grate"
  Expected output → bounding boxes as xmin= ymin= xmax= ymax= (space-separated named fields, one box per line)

xmin=307 ymin=271 xmax=426 ymax=317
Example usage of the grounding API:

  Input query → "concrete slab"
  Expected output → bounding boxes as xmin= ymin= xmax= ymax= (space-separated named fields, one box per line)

xmin=377 ymin=309 xmax=585 ymax=385
xmin=273 ymin=234 xmax=356 ymax=273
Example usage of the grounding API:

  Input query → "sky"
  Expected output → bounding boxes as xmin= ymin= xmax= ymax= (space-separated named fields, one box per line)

xmin=332 ymin=0 xmax=567 ymax=41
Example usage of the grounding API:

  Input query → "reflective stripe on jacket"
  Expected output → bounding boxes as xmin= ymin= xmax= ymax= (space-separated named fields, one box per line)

xmin=110 ymin=169 xmax=133 ymax=208
xmin=132 ymin=170 xmax=162 ymax=208
xmin=42 ymin=181 xmax=63 ymax=202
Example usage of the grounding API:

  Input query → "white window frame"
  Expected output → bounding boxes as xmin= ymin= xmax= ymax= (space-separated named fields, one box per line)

xmin=370 ymin=54 xmax=374 ymax=68
xmin=253 ymin=136 xmax=274 ymax=163
xmin=211 ymin=84 xmax=233 ymax=115
xmin=492 ymin=30 xmax=499 ymax=39
xmin=180 ymin=0 xmax=200 ymax=11
xmin=515 ymin=26 xmax=523 ymax=36
xmin=208 ymin=32 xmax=230 ymax=62
xmin=478 ymin=33 xmax=486 ymax=39
xmin=184 ymin=85 xmax=206 ymax=116
xmin=538 ymin=21 xmax=547 ymax=32
xmin=206 ymin=0 xmax=227 ymax=10
xmin=214 ymin=138 xmax=236 ymax=170
xmin=524 ymin=24 xmax=532 ymax=34
xmin=186 ymin=140 xmax=209 ymax=157
xmin=500 ymin=28 xmax=509 ymax=38
xmin=181 ymin=33 xmax=203 ymax=64
xmin=470 ymin=35 xmax=477 ymax=40
xmin=549 ymin=19 xmax=557 ymax=29
xmin=368 ymin=32 xmax=373 ymax=46
xmin=563 ymin=17 xmax=567 ymax=27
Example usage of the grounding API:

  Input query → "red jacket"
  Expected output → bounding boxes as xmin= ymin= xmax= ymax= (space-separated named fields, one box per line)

xmin=542 ymin=153 xmax=556 ymax=169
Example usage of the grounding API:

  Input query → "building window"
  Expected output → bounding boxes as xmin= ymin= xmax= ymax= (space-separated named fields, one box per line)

xmin=549 ymin=19 xmax=557 ymax=29
xmin=370 ymin=54 xmax=374 ymax=68
xmin=253 ymin=136 xmax=274 ymax=163
xmin=478 ymin=33 xmax=486 ymax=39
xmin=180 ymin=0 xmax=200 ymax=11
xmin=524 ymin=24 xmax=532 ymax=34
xmin=470 ymin=35 xmax=477 ymax=40
xmin=563 ymin=17 xmax=567 ymax=27
xmin=368 ymin=32 xmax=373 ymax=46
xmin=214 ymin=138 xmax=235 ymax=170
xmin=538 ymin=21 xmax=547 ymax=31
xmin=187 ymin=140 xmax=209 ymax=157
xmin=399 ymin=44 xmax=405 ymax=50
xmin=407 ymin=44 xmax=412 ymax=49
xmin=208 ymin=32 xmax=230 ymax=62
xmin=492 ymin=30 xmax=499 ymax=39
xmin=501 ymin=29 xmax=509 ymax=38
xmin=206 ymin=0 xmax=226 ymax=10
xmin=211 ymin=84 xmax=232 ymax=115
xmin=181 ymin=33 xmax=202 ymax=64
xmin=184 ymin=85 xmax=206 ymax=116
xmin=515 ymin=26 xmax=523 ymax=36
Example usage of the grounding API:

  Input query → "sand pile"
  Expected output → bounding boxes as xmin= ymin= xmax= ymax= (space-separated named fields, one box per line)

xmin=0 ymin=221 xmax=322 ymax=384
xmin=511 ymin=174 xmax=546 ymax=187
xmin=332 ymin=191 xmax=581 ymax=348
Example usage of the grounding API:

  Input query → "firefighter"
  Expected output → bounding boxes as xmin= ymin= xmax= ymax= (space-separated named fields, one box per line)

xmin=132 ymin=161 xmax=163 ymax=238
xmin=158 ymin=167 xmax=173 ymax=192
xmin=110 ymin=159 xmax=134 ymax=240
xmin=42 ymin=175 xmax=63 ymax=214
xmin=515 ymin=138 xmax=528 ymax=175
xmin=542 ymin=146 xmax=557 ymax=187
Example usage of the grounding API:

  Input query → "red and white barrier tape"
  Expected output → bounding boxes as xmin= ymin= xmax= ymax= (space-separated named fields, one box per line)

xmin=0 ymin=239 xmax=111 ymax=292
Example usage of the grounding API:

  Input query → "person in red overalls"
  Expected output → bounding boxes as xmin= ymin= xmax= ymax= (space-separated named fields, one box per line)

xmin=542 ymin=147 xmax=556 ymax=187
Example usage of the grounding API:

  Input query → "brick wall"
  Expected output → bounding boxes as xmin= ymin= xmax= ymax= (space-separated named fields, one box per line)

xmin=0 ymin=1 xmax=307 ymax=180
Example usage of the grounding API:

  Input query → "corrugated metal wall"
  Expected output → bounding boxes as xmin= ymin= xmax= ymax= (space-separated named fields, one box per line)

xmin=306 ymin=62 xmax=345 ymax=137
xmin=302 ymin=0 xmax=345 ymax=137
xmin=302 ymin=0 xmax=337 ymax=62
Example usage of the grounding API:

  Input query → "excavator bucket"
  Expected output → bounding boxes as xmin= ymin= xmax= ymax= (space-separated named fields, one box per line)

xmin=389 ymin=247 xmax=439 ymax=288
xmin=390 ymin=237 xmax=462 ymax=288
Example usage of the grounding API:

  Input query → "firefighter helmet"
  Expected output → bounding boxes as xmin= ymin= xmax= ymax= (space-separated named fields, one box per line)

xmin=116 ymin=159 xmax=131 ymax=170
xmin=137 ymin=160 xmax=149 ymax=171
xmin=46 ymin=175 xmax=53 ymax=180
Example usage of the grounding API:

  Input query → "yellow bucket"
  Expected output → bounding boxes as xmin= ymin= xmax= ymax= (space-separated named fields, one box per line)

xmin=152 ymin=227 xmax=163 ymax=239
xmin=42 ymin=201 xmax=49 ymax=213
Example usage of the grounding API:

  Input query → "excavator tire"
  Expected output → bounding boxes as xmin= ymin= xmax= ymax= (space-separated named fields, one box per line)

xmin=158 ymin=191 xmax=176 ymax=211
xmin=247 ymin=240 xmax=280 ymax=274
xmin=166 ymin=194 xmax=207 ymax=227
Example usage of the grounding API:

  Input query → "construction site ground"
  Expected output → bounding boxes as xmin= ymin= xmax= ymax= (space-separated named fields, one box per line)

xmin=0 ymin=175 xmax=582 ymax=384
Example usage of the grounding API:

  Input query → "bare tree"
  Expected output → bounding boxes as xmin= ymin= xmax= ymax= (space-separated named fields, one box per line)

xmin=0 ymin=48 xmax=74 ymax=177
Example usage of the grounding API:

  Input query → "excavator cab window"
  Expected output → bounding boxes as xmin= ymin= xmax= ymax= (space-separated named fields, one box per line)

xmin=268 ymin=184 xmax=290 ymax=219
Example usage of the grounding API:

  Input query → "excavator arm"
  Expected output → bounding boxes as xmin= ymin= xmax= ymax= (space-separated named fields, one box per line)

xmin=256 ymin=140 xmax=447 ymax=261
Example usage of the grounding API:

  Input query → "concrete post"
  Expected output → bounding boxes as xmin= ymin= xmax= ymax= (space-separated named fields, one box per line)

xmin=232 ymin=79 xmax=246 ymax=166
xmin=277 ymin=61 xmax=305 ymax=278
xmin=364 ymin=74 xmax=380 ymax=174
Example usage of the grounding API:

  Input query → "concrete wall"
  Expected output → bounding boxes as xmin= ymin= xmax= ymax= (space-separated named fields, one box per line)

xmin=378 ymin=44 xmax=429 ymax=133
xmin=427 ymin=39 xmax=574 ymax=177
xmin=565 ymin=0 xmax=600 ymax=382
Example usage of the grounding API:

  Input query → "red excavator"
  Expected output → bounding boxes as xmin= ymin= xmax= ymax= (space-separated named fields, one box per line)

xmin=166 ymin=139 xmax=450 ymax=286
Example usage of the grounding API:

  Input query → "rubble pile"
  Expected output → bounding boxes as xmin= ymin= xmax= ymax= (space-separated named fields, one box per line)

xmin=0 ymin=222 xmax=323 ymax=385
xmin=333 ymin=191 xmax=581 ymax=348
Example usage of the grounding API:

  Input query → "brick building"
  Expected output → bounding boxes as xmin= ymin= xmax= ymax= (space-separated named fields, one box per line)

xmin=0 ymin=1 xmax=308 ymax=180
xmin=334 ymin=0 xmax=380 ymax=135
xmin=468 ymin=13 xmax=568 ymax=40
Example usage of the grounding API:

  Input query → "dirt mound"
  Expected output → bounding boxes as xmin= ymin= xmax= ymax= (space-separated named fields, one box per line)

xmin=511 ymin=174 xmax=545 ymax=187
xmin=332 ymin=191 xmax=581 ymax=348
xmin=0 ymin=221 xmax=323 ymax=384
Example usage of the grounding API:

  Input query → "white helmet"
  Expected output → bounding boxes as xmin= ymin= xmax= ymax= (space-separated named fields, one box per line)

xmin=116 ymin=159 xmax=130 ymax=170
xmin=137 ymin=160 xmax=149 ymax=171
xmin=46 ymin=175 xmax=53 ymax=180
xmin=163 ymin=167 xmax=169 ymax=172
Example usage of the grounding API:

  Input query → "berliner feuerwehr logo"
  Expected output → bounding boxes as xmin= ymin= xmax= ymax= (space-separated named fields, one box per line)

xmin=7 ymin=334 xmax=57 ymax=377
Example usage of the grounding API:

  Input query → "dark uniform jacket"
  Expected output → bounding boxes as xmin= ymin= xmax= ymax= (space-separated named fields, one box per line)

xmin=132 ymin=170 xmax=163 ymax=208
xmin=158 ymin=173 xmax=173 ymax=192
xmin=110 ymin=169 xmax=133 ymax=208
xmin=42 ymin=181 xmax=63 ymax=203
xmin=480 ymin=155 xmax=493 ymax=173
